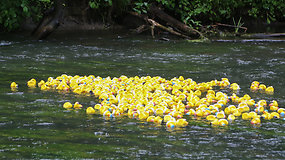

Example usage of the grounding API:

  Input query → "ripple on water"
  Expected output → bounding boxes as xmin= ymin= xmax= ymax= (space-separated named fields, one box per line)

xmin=0 ymin=41 xmax=13 ymax=46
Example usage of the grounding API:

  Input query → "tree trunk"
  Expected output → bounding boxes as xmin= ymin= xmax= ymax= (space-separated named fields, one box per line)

xmin=32 ymin=0 xmax=65 ymax=39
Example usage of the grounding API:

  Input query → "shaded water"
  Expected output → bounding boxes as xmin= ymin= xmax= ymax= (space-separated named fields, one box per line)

xmin=1 ymin=31 xmax=285 ymax=159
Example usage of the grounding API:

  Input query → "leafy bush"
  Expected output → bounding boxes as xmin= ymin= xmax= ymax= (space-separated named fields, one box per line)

xmin=0 ymin=0 xmax=51 ymax=31
xmin=1 ymin=0 xmax=284 ymax=31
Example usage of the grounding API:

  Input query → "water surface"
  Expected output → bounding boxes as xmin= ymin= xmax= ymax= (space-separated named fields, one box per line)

xmin=1 ymin=31 xmax=285 ymax=159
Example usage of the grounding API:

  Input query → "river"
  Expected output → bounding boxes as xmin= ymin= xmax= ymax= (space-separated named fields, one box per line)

xmin=1 ymin=31 xmax=285 ymax=159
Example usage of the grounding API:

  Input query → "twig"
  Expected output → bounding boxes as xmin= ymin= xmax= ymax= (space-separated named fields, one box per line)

xmin=216 ymin=23 xmax=247 ymax=32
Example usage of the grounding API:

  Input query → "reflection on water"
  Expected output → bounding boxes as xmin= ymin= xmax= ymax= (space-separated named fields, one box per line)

xmin=0 ymin=31 xmax=285 ymax=159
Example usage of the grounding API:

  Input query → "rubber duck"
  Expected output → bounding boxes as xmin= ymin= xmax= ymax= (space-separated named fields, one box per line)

xmin=38 ymin=80 xmax=45 ymax=87
xmin=27 ymin=78 xmax=37 ymax=88
xmin=155 ymin=108 xmax=164 ymax=116
xmin=254 ymin=106 xmax=264 ymax=114
xmin=269 ymin=100 xmax=278 ymax=107
xmin=166 ymin=121 xmax=176 ymax=129
xmin=250 ymin=84 xmax=259 ymax=91
xmin=10 ymin=82 xmax=18 ymax=89
xmin=164 ymin=115 xmax=174 ymax=122
xmin=216 ymin=111 xmax=226 ymax=119
xmin=256 ymin=100 xmax=267 ymax=107
xmin=261 ymin=111 xmax=271 ymax=120
xmin=251 ymin=117 xmax=261 ymax=125
xmin=175 ymin=119 xmax=188 ymax=127
xmin=195 ymin=109 xmax=204 ymax=117
xmin=154 ymin=116 xmax=163 ymax=124
xmin=246 ymin=99 xmax=255 ymax=106
xmin=277 ymin=108 xmax=285 ymax=114
xmin=138 ymin=111 xmax=149 ymax=120
xmin=211 ymin=119 xmax=219 ymax=126
xmin=249 ymin=111 xmax=258 ymax=119
xmin=265 ymin=86 xmax=274 ymax=94
xmin=74 ymin=102 xmax=83 ymax=109
xmin=103 ymin=110 xmax=111 ymax=117
xmin=230 ymin=93 xmax=239 ymax=103
xmin=233 ymin=110 xmax=241 ymax=117
xmin=94 ymin=104 xmax=102 ymax=110
xmin=227 ymin=114 xmax=235 ymax=121
xmin=147 ymin=116 xmax=156 ymax=122
xmin=270 ymin=112 xmax=280 ymax=119
xmin=185 ymin=109 xmax=195 ymax=116
xmin=206 ymin=115 xmax=217 ymax=121
xmin=269 ymin=105 xmax=278 ymax=111
xmin=242 ymin=113 xmax=250 ymax=120
xmin=258 ymin=84 xmax=266 ymax=91
xmin=230 ymin=83 xmax=240 ymax=91
xmin=218 ymin=119 xmax=228 ymax=126
xmin=63 ymin=102 xmax=73 ymax=109
xmin=86 ymin=107 xmax=96 ymax=114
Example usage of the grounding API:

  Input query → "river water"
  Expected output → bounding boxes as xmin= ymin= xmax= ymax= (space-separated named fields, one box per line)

xmin=1 ymin=31 xmax=285 ymax=159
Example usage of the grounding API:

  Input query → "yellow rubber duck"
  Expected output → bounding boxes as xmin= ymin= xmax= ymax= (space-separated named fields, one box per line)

xmin=147 ymin=116 xmax=156 ymax=122
xmin=227 ymin=114 xmax=235 ymax=121
xmin=10 ymin=82 xmax=18 ymax=89
xmin=242 ymin=113 xmax=250 ymax=120
xmin=38 ymin=80 xmax=45 ymax=87
xmin=248 ymin=111 xmax=258 ymax=119
xmin=232 ymin=110 xmax=241 ymax=117
xmin=155 ymin=108 xmax=164 ymax=116
xmin=269 ymin=100 xmax=278 ymax=107
xmin=211 ymin=119 xmax=219 ymax=126
xmin=251 ymin=117 xmax=261 ymax=125
xmin=164 ymin=115 xmax=173 ymax=122
xmin=257 ymin=100 xmax=267 ymax=107
xmin=74 ymin=102 xmax=83 ymax=109
xmin=175 ymin=119 xmax=188 ymax=127
xmin=277 ymin=108 xmax=285 ymax=114
xmin=218 ymin=119 xmax=228 ymax=126
xmin=154 ymin=116 xmax=163 ymax=124
xmin=27 ymin=78 xmax=37 ymax=88
xmin=206 ymin=115 xmax=217 ymax=121
xmin=94 ymin=104 xmax=102 ymax=110
xmin=261 ymin=112 xmax=271 ymax=120
xmin=216 ymin=111 xmax=225 ymax=119
xmin=103 ymin=110 xmax=111 ymax=117
xmin=270 ymin=112 xmax=280 ymax=119
xmin=258 ymin=84 xmax=266 ymax=91
xmin=269 ymin=105 xmax=278 ymax=111
xmin=265 ymin=86 xmax=274 ymax=94
xmin=138 ymin=112 xmax=149 ymax=120
xmin=63 ymin=102 xmax=73 ymax=109
xmin=230 ymin=83 xmax=240 ymax=91
xmin=86 ymin=107 xmax=96 ymax=114
xmin=185 ymin=109 xmax=195 ymax=116
xmin=166 ymin=121 xmax=176 ymax=129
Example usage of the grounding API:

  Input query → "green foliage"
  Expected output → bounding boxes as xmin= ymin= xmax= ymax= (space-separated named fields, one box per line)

xmin=0 ymin=0 xmax=51 ymax=31
xmin=0 ymin=0 xmax=284 ymax=31
xmin=88 ymin=0 xmax=130 ymax=23
xmin=132 ymin=0 xmax=284 ymax=27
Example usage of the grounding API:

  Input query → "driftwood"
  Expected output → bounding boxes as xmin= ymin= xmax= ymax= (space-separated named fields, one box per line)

xmin=129 ymin=11 xmax=196 ymax=39
xmin=149 ymin=4 xmax=204 ymax=38
xmin=147 ymin=19 xmax=190 ymax=39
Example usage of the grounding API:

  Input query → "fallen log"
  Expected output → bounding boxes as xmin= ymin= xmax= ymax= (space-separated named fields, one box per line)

xmin=147 ymin=19 xmax=190 ymax=39
xmin=149 ymin=4 xmax=204 ymax=38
